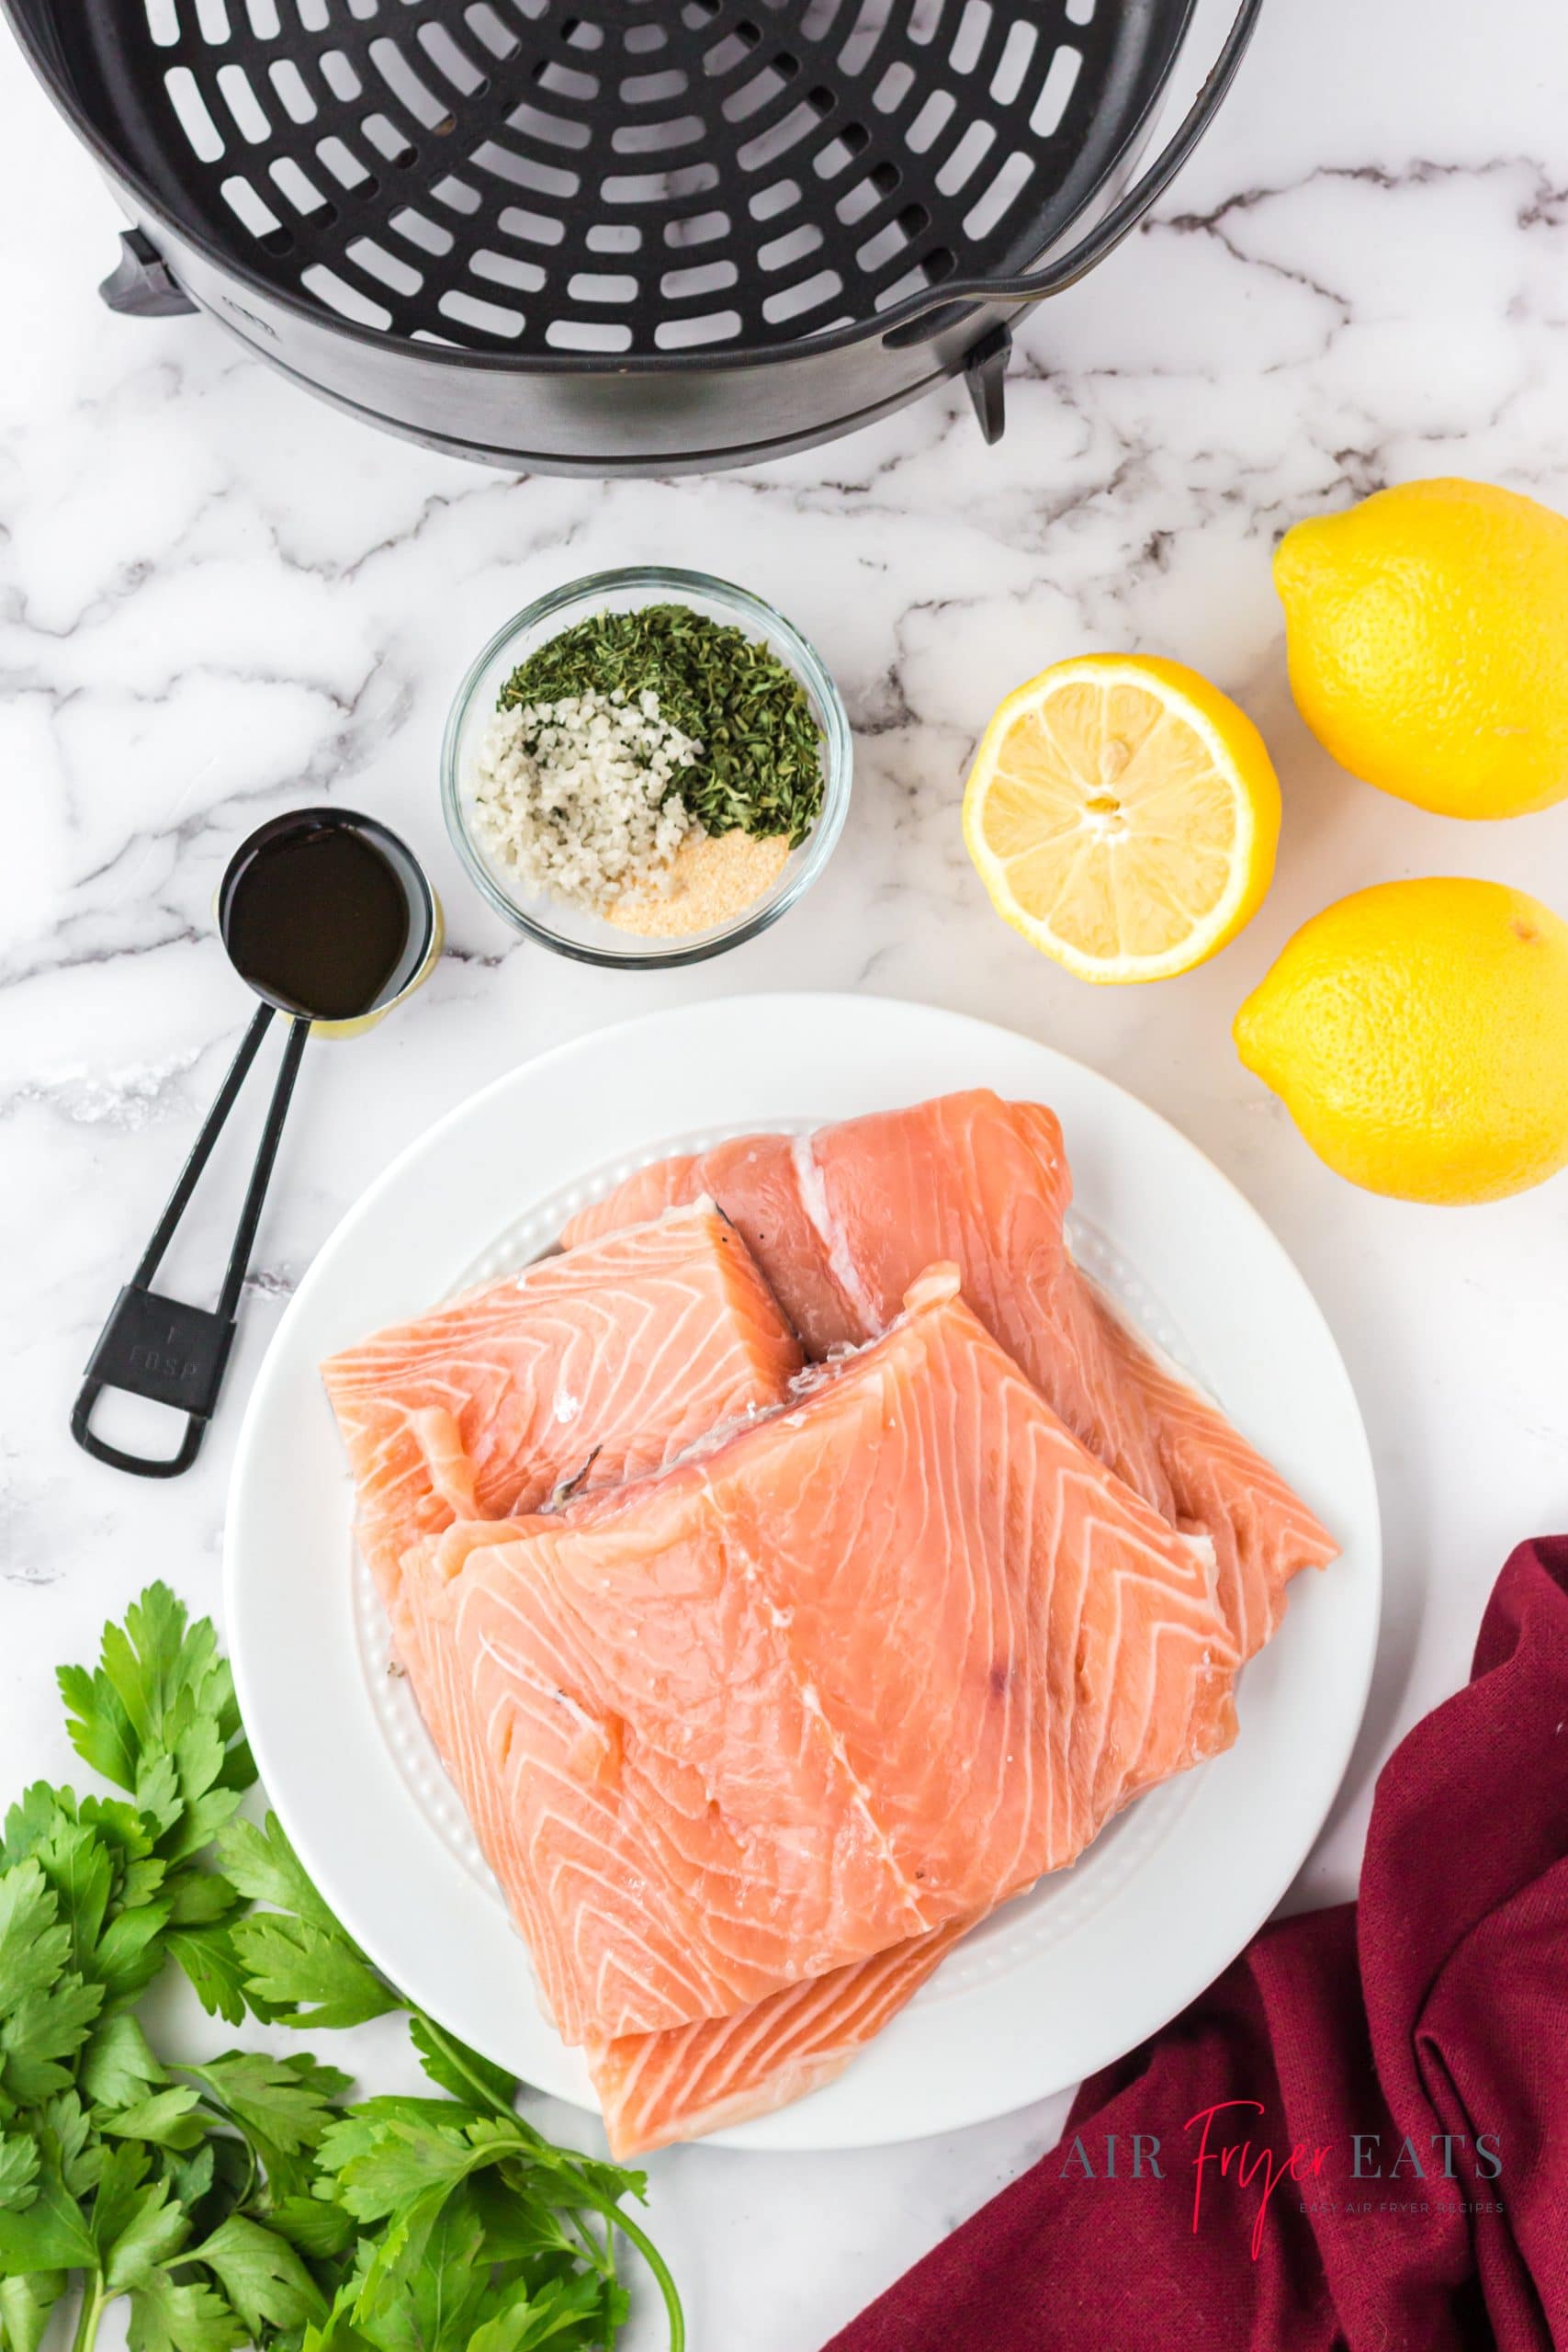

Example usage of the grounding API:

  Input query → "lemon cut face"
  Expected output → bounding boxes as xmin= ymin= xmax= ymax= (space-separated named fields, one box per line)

xmin=964 ymin=656 xmax=1280 ymax=984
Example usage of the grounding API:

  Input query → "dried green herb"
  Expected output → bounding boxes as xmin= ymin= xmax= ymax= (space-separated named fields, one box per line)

xmin=498 ymin=604 xmax=826 ymax=847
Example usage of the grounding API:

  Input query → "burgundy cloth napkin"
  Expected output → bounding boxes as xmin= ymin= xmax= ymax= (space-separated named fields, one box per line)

xmin=825 ymin=1535 xmax=1568 ymax=2352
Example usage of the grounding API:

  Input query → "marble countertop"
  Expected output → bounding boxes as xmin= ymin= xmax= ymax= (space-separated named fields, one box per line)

xmin=5 ymin=0 xmax=1568 ymax=2342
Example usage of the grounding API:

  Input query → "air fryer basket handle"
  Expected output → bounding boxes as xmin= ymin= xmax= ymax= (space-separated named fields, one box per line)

xmin=884 ymin=0 xmax=1265 ymax=339
xmin=100 ymin=226 xmax=198 ymax=319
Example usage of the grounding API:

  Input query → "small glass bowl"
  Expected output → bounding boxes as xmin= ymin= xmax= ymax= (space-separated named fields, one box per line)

xmin=441 ymin=565 xmax=852 ymax=968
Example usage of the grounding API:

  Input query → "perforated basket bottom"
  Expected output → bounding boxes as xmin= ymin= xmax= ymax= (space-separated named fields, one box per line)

xmin=85 ymin=0 xmax=1147 ymax=356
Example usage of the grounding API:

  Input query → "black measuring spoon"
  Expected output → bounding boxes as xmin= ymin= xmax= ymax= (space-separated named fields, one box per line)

xmin=71 ymin=807 xmax=441 ymax=1477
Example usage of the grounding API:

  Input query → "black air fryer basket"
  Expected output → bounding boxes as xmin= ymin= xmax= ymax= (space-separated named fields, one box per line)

xmin=6 ymin=0 xmax=1261 ymax=473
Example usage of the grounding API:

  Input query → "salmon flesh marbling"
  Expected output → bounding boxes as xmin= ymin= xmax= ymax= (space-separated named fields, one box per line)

xmin=326 ymin=1092 xmax=1339 ymax=2156
xmin=393 ymin=1269 xmax=1239 ymax=2050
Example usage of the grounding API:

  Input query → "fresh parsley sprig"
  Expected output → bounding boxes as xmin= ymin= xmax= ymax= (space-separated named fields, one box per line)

xmin=0 ymin=1587 xmax=682 ymax=2352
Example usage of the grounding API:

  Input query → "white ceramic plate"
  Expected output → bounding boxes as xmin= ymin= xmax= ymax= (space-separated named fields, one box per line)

xmin=226 ymin=994 xmax=1380 ymax=2153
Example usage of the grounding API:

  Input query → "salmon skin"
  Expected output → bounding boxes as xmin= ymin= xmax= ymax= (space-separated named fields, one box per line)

xmin=321 ymin=1204 xmax=803 ymax=1650
xmin=563 ymin=1092 xmax=1339 ymax=1657
xmin=400 ymin=1267 xmax=1239 ymax=2049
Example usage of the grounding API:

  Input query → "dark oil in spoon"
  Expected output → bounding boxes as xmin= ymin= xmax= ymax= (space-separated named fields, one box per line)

xmin=223 ymin=820 xmax=412 ymax=1021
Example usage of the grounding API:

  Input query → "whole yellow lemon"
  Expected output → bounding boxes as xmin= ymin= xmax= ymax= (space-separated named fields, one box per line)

xmin=1274 ymin=478 xmax=1568 ymax=818
xmin=1234 ymin=877 xmax=1568 ymax=1203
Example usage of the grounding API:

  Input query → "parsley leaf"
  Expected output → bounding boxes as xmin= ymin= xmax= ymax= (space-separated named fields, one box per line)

xmin=0 ymin=2166 xmax=95 ymax=2273
xmin=227 ymin=1915 xmax=398 ymax=2034
xmin=0 ymin=2269 xmax=68 ymax=2352
xmin=317 ymin=2109 xmax=480 ymax=2225
xmin=471 ymin=2272 xmax=628 ymax=2352
xmin=0 ymin=1586 xmax=682 ymax=2352
xmin=1 ymin=1785 xmax=73 ymax=1872
xmin=164 ymin=1873 xmax=238 ymax=1929
xmin=80 ymin=2015 xmax=164 ymax=2111
xmin=126 ymin=2271 xmax=248 ymax=2352
xmin=0 ymin=2133 xmax=39 ymax=2212
xmin=37 ymin=2091 xmax=99 ymax=2196
xmin=354 ymin=2192 xmax=489 ymax=2352
xmin=77 ymin=1796 xmax=158 ymax=1867
xmin=88 ymin=1900 xmax=173 ymax=2008
xmin=408 ymin=2014 xmax=518 ymax=2113
xmin=186 ymin=2214 xmax=328 ymax=2335
xmin=218 ymin=1815 xmax=399 ymax=2030
xmin=179 ymin=2050 xmax=348 ymax=2205
xmin=58 ymin=1588 xmax=245 ymax=1803
xmin=181 ymin=2052 xmax=350 ymax=2154
xmin=34 ymin=1819 xmax=114 ymax=1970
xmin=212 ymin=1818 xmax=338 ymax=1933
xmin=97 ymin=2088 xmax=207 ymax=2153
xmin=0 ymin=1862 xmax=71 ymax=2008
xmin=2 ymin=1968 xmax=104 ymax=2104
xmin=164 ymin=1925 xmax=254 ymax=2027
xmin=265 ymin=2193 xmax=357 ymax=2262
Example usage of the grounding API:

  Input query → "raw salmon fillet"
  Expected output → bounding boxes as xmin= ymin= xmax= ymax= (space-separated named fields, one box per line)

xmin=400 ymin=1267 xmax=1239 ymax=2047
xmin=586 ymin=1914 xmax=974 ymax=2160
xmin=321 ymin=1204 xmax=803 ymax=1645
xmin=563 ymin=1092 xmax=1337 ymax=1655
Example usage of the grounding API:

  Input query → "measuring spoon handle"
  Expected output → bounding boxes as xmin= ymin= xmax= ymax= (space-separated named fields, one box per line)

xmin=71 ymin=1003 xmax=310 ymax=1477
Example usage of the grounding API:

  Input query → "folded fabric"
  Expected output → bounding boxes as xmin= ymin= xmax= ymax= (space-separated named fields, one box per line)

xmin=823 ymin=1534 xmax=1568 ymax=2352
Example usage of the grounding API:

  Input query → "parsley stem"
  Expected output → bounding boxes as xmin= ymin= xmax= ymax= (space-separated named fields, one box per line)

xmin=179 ymin=2084 xmax=258 ymax=2201
xmin=69 ymin=2277 xmax=107 ymax=2352
xmin=403 ymin=2005 xmax=524 ymax=2127
xmin=597 ymin=2202 xmax=685 ymax=2352
xmin=566 ymin=2207 xmax=615 ymax=2280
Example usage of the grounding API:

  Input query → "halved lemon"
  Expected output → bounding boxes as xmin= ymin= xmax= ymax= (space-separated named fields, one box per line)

xmin=962 ymin=654 xmax=1281 ymax=983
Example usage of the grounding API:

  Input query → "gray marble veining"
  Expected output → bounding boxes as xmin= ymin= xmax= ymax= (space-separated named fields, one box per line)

xmin=4 ymin=0 xmax=1568 ymax=2341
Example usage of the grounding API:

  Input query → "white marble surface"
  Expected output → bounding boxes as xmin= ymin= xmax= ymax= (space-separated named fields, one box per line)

xmin=5 ymin=0 xmax=1568 ymax=2343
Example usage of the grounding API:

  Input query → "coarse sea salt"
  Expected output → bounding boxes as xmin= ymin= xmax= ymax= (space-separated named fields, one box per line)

xmin=470 ymin=686 xmax=703 ymax=910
